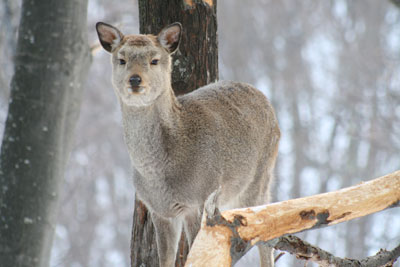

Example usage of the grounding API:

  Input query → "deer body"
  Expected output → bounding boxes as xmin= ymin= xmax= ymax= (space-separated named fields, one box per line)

xmin=96 ymin=22 xmax=280 ymax=267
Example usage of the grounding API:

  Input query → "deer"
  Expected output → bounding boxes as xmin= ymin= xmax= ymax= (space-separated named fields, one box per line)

xmin=96 ymin=21 xmax=280 ymax=267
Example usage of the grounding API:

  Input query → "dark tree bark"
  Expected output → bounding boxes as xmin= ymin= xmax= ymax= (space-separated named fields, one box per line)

xmin=138 ymin=0 xmax=218 ymax=95
xmin=0 ymin=0 xmax=90 ymax=266
xmin=391 ymin=0 xmax=400 ymax=8
xmin=131 ymin=1 xmax=218 ymax=266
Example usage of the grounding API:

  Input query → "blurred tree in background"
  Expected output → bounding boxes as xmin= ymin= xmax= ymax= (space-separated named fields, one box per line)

xmin=0 ymin=0 xmax=399 ymax=267
xmin=0 ymin=0 xmax=90 ymax=266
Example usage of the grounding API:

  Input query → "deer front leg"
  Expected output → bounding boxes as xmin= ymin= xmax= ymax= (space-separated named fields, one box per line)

xmin=152 ymin=212 xmax=183 ymax=267
xmin=183 ymin=207 xmax=202 ymax=248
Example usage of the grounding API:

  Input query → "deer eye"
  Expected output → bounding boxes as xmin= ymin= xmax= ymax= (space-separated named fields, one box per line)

xmin=150 ymin=59 xmax=159 ymax=65
xmin=119 ymin=59 xmax=126 ymax=65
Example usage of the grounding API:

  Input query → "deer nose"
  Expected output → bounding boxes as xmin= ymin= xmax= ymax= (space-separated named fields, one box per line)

xmin=129 ymin=75 xmax=142 ymax=87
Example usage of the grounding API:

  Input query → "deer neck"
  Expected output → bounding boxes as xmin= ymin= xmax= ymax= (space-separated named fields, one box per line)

xmin=120 ymin=87 xmax=182 ymax=178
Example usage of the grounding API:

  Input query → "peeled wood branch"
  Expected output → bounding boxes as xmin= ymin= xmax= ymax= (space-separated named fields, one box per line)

xmin=185 ymin=170 xmax=400 ymax=266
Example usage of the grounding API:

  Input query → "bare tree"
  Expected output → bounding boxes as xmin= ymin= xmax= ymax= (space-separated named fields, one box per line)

xmin=0 ymin=0 xmax=90 ymax=266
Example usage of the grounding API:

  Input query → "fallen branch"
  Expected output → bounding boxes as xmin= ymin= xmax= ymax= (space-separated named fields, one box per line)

xmin=185 ymin=170 xmax=400 ymax=266
xmin=273 ymin=235 xmax=400 ymax=267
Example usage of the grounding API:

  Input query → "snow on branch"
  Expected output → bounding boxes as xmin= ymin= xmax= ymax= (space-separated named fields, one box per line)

xmin=185 ymin=170 xmax=400 ymax=266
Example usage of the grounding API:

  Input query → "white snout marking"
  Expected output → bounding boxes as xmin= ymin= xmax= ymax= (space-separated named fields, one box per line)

xmin=126 ymin=86 xmax=145 ymax=94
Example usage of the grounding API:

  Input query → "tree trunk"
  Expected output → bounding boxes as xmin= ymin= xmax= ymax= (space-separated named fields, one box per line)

xmin=0 ymin=0 xmax=90 ymax=266
xmin=131 ymin=1 xmax=218 ymax=266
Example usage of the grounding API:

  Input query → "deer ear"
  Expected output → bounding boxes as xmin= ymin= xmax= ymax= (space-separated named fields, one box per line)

xmin=96 ymin=22 xmax=124 ymax=53
xmin=157 ymin=22 xmax=182 ymax=54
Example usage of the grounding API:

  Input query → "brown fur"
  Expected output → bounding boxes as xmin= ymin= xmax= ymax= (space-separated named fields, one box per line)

xmin=126 ymin=35 xmax=157 ymax=46
xmin=96 ymin=22 xmax=280 ymax=267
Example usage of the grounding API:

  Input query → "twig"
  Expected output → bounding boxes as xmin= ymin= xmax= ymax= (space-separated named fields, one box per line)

xmin=274 ymin=252 xmax=285 ymax=263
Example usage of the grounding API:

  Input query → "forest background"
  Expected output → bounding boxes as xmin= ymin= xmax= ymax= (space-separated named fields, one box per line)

xmin=0 ymin=0 xmax=399 ymax=266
